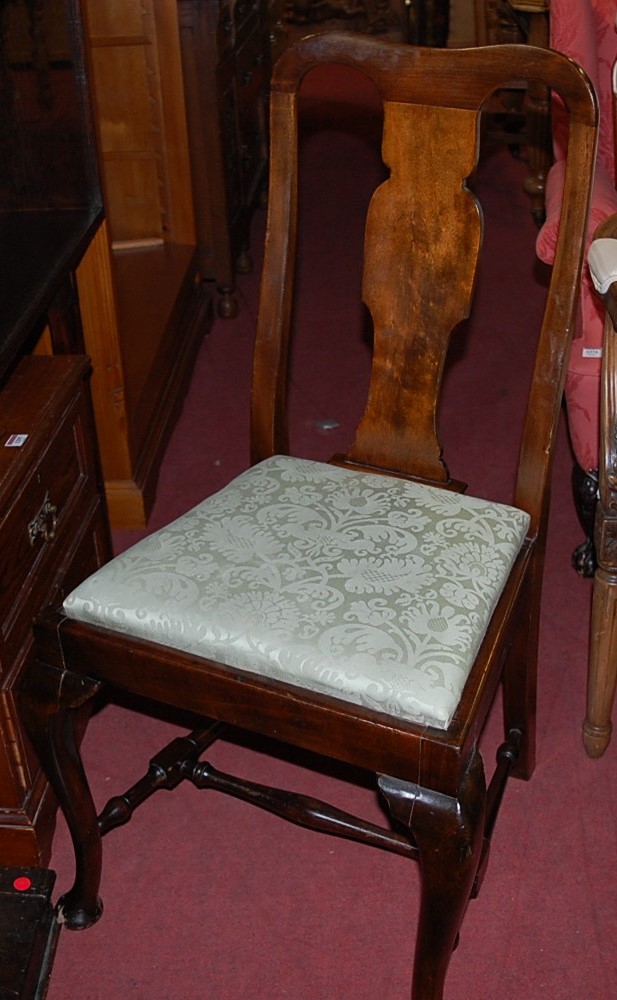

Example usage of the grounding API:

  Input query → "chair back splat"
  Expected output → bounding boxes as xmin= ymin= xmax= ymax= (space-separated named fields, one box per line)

xmin=20 ymin=34 xmax=597 ymax=1000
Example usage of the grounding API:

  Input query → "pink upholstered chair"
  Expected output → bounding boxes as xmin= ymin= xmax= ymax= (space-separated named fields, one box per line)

xmin=535 ymin=0 xmax=617 ymax=575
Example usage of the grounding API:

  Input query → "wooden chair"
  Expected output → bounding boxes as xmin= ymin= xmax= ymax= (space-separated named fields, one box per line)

xmin=19 ymin=34 xmax=596 ymax=1000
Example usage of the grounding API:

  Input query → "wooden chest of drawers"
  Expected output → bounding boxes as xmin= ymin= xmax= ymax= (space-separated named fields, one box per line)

xmin=0 ymin=355 xmax=111 ymax=866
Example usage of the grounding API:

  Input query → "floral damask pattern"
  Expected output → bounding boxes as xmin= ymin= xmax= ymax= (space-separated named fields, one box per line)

xmin=64 ymin=456 xmax=530 ymax=729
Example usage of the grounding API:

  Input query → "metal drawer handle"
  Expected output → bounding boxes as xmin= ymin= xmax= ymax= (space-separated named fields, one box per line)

xmin=28 ymin=492 xmax=58 ymax=546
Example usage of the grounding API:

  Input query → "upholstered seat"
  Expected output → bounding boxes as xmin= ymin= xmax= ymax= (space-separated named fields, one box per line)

xmin=64 ymin=455 xmax=529 ymax=730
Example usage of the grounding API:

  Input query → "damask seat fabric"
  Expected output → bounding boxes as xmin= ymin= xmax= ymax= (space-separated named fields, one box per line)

xmin=63 ymin=456 xmax=530 ymax=730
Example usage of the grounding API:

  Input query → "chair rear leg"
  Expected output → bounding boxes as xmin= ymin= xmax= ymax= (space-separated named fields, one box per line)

xmin=19 ymin=658 xmax=104 ymax=930
xmin=378 ymin=750 xmax=485 ymax=1000
xmin=502 ymin=577 xmax=539 ymax=781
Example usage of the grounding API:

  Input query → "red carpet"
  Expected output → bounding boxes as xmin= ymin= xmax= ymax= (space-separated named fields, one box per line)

xmin=46 ymin=65 xmax=617 ymax=999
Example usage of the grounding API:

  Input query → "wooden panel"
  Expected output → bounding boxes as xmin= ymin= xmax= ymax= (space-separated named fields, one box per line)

xmin=85 ymin=0 xmax=145 ymax=36
xmin=90 ymin=47 xmax=158 ymax=153
xmin=87 ymin=30 xmax=164 ymax=241
xmin=83 ymin=0 xmax=195 ymax=247
xmin=77 ymin=0 xmax=207 ymax=528
xmin=103 ymin=159 xmax=164 ymax=243
xmin=103 ymin=251 xmax=213 ymax=528
xmin=75 ymin=221 xmax=133 ymax=483
xmin=151 ymin=0 xmax=196 ymax=245
xmin=78 ymin=226 xmax=213 ymax=529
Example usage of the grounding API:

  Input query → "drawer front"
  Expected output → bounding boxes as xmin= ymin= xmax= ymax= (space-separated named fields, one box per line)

xmin=2 ymin=501 xmax=109 ymax=798
xmin=0 ymin=390 xmax=99 ymax=668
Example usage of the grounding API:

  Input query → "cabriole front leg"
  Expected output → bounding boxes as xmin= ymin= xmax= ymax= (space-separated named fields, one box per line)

xmin=378 ymin=751 xmax=485 ymax=1000
xmin=19 ymin=657 xmax=104 ymax=929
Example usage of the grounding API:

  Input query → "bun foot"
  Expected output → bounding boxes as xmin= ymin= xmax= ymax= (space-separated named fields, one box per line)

xmin=217 ymin=289 xmax=238 ymax=319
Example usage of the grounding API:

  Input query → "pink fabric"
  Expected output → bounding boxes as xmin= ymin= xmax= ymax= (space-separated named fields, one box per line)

xmin=537 ymin=157 xmax=617 ymax=470
xmin=549 ymin=0 xmax=615 ymax=174
xmin=535 ymin=0 xmax=617 ymax=471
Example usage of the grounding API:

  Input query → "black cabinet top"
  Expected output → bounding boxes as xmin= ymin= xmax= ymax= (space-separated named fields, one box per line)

xmin=0 ymin=0 xmax=103 ymax=378
xmin=0 ymin=207 xmax=103 ymax=379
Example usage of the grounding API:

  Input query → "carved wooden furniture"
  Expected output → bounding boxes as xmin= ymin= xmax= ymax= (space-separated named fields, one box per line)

xmin=0 ymin=0 xmax=111 ymax=864
xmin=284 ymin=0 xmax=449 ymax=46
xmin=536 ymin=0 xmax=617 ymax=579
xmin=404 ymin=0 xmax=450 ymax=45
xmin=285 ymin=0 xmax=399 ymax=37
xmin=582 ymin=222 xmax=617 ymax=758
xmin=20 ymin=34 xmax=596 ymax=1000
xmin=176 ymin=0 xmax=272 ymax=318
xmin=586 ymin=234 xmax=617 ymax=758
xmin=0 ymin=356 xmax=111 ymax=865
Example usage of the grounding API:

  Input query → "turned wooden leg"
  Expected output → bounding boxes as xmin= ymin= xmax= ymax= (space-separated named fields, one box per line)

xmin=378 ymin=751 xmax=485 ymax=1000
xmin=584 ymin=566 xmax=617 ymax=757
xmin=19 ymin=658 xmax=104 ymax=929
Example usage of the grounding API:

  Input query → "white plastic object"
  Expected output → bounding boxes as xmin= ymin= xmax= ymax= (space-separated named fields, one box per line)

xmin=588 ymin=238 xmax=617 ymax=294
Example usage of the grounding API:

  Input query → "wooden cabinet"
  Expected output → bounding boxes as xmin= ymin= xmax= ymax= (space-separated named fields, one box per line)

xmin=75 ymin=0 xmax=277 ymax=519
xmin=0 ymin=356 xmax=111 ymax=865
xmin=177 ymin=0 xmax=271 ymax=317
xmin=0 ymin=0 xmax=111 ymax=865
xmin=2 ymin=0 xmax=278 ymax=527
xmin=0 ymin=0 xmax=103 ymax=367
xmin=0 ymin=0 xmax=273 ymax=863
xmin=78 ymin=0 xmax=214 ymax=529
